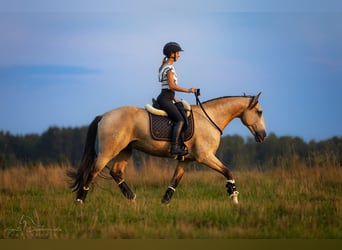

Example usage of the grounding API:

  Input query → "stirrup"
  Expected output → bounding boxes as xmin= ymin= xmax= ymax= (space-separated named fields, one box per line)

xmin=170 ymin=148 xmax=188 ymax=158
xmin=173 ymin=155 xmax=185 ymax=161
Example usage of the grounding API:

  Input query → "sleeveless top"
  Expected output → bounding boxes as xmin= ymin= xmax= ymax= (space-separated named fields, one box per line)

xmin=158 ymin=64 xmax=178 ymax=90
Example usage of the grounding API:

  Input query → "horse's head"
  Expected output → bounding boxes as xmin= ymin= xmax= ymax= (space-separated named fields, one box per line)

xmin=241 ymin=92 xmax=267 ymax=142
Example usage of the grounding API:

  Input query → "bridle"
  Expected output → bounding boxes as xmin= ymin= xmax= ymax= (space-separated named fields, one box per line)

xmin=194 ymin=89 xmax=223 ymax=135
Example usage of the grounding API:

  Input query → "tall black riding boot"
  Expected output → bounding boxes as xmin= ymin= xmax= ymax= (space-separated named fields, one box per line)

xmin=175 ymin=102 xmax=188 ymax=129
xmin=171 ymin=121 xmax=189 ymax=157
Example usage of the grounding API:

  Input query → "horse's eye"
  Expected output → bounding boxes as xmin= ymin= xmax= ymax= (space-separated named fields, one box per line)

xmin=256 ymin=110 xmax=263 ymax=116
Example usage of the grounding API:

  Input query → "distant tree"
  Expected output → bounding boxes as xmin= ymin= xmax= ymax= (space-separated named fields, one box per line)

xmin=0 ymin=128 xmax=340 ymax=169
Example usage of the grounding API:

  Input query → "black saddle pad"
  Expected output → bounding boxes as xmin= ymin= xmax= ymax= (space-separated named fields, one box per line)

xmin=148 ymin=112 xmax=194 ymax=141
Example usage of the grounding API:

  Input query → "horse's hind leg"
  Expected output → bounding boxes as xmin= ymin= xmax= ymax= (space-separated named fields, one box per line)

xmin=109 ymin=149 xmax=136 ymax=201
xmin=75 ymin=154 xmax=113 ymax=204
xmin=161 ymin=161 xmax=188 ymax=204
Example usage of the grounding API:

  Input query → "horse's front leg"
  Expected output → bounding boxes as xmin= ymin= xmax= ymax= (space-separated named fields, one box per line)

xmin=197 ymin=154 xmax=239 ymax=204
xmin=161 ymin=161 xmax=188 ymax=204
xmin=109 ymin=149 xmax=136 ymax=201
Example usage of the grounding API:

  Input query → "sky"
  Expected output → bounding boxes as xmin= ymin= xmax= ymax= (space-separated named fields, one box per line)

xmin=0 ymin=0 xmax=341 ymax=142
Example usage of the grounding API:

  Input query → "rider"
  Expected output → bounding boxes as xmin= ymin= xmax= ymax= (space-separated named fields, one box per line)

xmin=157 ymin=42 xmax=197 ymax=157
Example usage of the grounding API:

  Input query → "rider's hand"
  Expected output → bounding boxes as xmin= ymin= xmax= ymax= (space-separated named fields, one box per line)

xmin=188 ymin=87 xmax=197 ymax=93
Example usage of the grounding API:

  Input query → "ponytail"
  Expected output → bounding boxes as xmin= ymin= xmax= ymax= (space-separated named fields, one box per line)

xmin=158 ymin=56 xmax=168 ymax=72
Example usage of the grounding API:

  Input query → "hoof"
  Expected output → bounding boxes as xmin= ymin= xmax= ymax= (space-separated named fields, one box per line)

xmin=161 ymin=202 xmax=171 ymax=207
xmin=129 ymin=193 xmax=137 ymax=202
xmin=161 ymin=198 xmax=170 ymax=205
xmin=230 ymin=191 xmax=239 ymax=204
xmin=161 ymin=199 xmax=171 ymax=206
xmin=125 ymin=192 xmax=136 ymax=201
xmin=75 ymin=198 xmax=84 ymax=205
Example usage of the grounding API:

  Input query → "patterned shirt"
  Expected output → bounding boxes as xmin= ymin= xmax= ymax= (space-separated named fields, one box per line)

xmin=159 ymin=64 xmax=178 ymax=90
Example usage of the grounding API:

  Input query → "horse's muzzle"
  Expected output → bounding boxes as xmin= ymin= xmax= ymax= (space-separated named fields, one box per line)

xmin=255 ymin=130 xmax=267 ymax=143
xmin=247 ymin=124 xmax=267 ymax=143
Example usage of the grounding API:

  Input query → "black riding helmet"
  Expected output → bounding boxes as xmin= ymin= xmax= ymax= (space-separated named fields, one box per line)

xmin=163 ymin=42 xmax=184 ymax=58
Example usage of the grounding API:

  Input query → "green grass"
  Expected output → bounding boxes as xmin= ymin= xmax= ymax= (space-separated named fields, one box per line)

xmin=0 ymin=163 xmax=341 ymax=239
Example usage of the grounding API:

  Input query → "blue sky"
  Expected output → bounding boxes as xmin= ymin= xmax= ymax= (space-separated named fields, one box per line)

xmin=0 ymin=0 xmax=341 ymax=141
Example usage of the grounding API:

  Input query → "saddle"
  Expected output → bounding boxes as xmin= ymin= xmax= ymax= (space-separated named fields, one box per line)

xmin=145 ymin=99 xmax=194 ymax=142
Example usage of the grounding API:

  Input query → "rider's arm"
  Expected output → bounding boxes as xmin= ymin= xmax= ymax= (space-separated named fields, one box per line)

xmin=167 ymin=70 xmax=196 ymax=93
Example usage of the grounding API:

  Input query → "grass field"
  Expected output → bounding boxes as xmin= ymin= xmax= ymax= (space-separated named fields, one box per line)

xmin=0 ymin=160 xmax=341 ymax=239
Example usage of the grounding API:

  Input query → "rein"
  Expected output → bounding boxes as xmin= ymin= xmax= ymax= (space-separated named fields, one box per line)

xmin=194 ymin=89 xmax=223 ymax=135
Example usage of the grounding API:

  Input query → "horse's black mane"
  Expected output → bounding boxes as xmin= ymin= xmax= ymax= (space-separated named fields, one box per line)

xmin=201 ymin=94 xmax=253 ymax=104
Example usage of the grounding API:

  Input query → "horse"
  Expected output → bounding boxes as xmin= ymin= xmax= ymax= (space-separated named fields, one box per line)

xmin=68 ymin=92 xmax=267 ymax=205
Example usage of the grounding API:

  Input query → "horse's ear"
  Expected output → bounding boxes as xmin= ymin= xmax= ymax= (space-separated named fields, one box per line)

xmin=249 ymin=92 xmax=261 ymax=109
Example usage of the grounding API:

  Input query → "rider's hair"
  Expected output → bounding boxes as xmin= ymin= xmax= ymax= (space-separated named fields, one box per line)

xmin=158 ymin=56 xmax=168 ymax=72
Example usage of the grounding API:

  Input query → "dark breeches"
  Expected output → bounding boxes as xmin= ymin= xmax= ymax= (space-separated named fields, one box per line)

xmin=157 ymin=89 xmax=184 ymax=123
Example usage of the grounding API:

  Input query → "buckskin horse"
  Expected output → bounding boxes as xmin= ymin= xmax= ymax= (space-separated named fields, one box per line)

xmin=68 ymin=92 xmax=267 ymax=205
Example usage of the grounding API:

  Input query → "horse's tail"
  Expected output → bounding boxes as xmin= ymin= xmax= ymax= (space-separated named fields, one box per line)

xmin=67 ymin=115 xmax=103 ymax=192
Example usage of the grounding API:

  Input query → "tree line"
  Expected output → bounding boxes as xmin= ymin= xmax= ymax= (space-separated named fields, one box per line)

xmin=0 ymin=126 xmax=341 ymax=169
xmin=0 ymin=127 xmax=87 ymax=168
xmin=216 ymin=133 xmax=341 ymax=169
